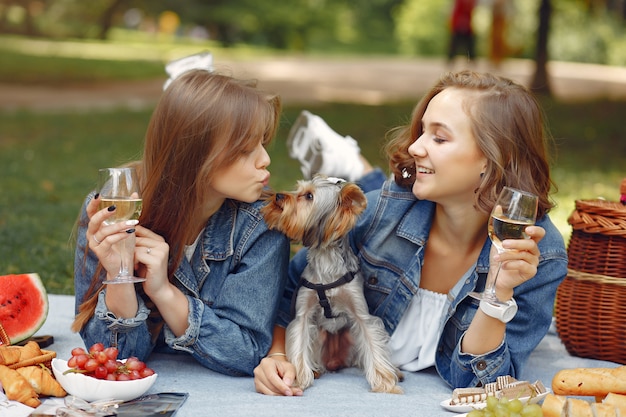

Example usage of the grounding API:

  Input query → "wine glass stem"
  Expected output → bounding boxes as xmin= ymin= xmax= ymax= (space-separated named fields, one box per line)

xmin=485 ymin=261 xmax=503 ymax=300
xmin=116 ymin=234 xmax=135 ymax=278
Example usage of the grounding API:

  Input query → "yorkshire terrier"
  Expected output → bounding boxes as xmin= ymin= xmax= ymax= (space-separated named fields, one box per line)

xmin=262 ymin=175 xmax=402 ymax=394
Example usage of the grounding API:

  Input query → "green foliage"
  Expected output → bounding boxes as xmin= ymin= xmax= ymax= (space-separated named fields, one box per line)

xmin=550 ymin=0 xmax=626 ymax=65
xmin=2 ymin=0 xmax=626 ymax=64
xmin=393 ymin=0 xmax=449 ymax=56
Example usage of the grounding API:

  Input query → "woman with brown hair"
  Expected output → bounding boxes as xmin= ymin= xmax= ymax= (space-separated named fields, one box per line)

xmin=73 ymin=70 xmax=290 ymax=376
xmin=255 ymin=70 xmax=567 ymax=395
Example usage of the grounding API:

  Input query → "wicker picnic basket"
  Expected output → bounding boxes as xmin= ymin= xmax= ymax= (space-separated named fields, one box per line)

xmin=555 ymin=178 xmax=626 ymax=364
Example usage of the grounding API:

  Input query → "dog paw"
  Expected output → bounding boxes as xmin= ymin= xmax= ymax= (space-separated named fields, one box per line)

xmin=370 ymin=369 xmax=404 ymax=394
xmin=371 ymin=383 xmax=403 ymax=395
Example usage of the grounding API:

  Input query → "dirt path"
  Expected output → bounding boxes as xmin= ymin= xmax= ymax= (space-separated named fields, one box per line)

xmin=2 ymin=57 xmax=626 ymax=112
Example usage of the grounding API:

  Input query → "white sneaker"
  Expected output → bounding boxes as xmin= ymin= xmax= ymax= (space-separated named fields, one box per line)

xmin=163 ymin=51 xmax=213 ymax=90
xmin=287 ymin=110 xmax=364 ymax=181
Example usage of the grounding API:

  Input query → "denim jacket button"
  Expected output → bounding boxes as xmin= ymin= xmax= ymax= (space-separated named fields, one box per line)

xmin=476 ymin=360 xmax=487 ymax=371
xmin=368 ymin=276 xmax=378 ymax=285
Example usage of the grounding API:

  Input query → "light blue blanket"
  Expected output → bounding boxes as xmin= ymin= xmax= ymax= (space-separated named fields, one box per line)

xmin=36 ymin=295 xmax=615 ymax=417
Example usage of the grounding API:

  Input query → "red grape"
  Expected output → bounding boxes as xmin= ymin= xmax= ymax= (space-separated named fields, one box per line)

xmin=104 ymin=359 xmax=118 ymax=374
xmin=94 ymin=351 xmax=109 ymax=365
xmin=67 ymin=356 xmax=78 ymax=368
xmin=71 ymin=347 xmax=87 ymax=356
xmin=94 ymin=366 xmax=108 ymax=380
xmin=66 ymin=343 xmax=155 ymax=382
xmin=88 ymin=342 xmax=105 ymax=355
xmin=74 ymin=354 xmax=89 ymax=368
xmin=125 ymin=358 xmax=146 ymax=372
xmin=104 ymin=347 xmax=119 ymax=360
xmin=84 ymin=358 xmax=99 ymax=372
xmin=116 ymin=373 xmax=131 ymax=381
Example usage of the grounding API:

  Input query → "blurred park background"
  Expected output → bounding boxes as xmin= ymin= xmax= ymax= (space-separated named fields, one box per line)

xmin=0 ymin=0 xmax=624 ymax=294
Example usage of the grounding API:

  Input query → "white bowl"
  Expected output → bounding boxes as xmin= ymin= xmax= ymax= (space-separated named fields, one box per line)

xmin=52 ymin=358 xmax=157 ymax=402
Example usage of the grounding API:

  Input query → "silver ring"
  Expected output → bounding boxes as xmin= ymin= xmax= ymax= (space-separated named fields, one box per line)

xmin=147 ymin=248 xmax=152 ymax=254
xmin=93 ymin=235 xmax=102 ymax=244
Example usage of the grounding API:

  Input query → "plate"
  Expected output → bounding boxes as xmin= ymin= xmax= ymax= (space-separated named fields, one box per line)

xmin=51 ymin=358 xmax=157 ymax=402
xmin=440 ymin=390 xmax=550 ymax=413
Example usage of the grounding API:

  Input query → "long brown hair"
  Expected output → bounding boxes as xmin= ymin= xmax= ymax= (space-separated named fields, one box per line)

xmin=385 ymin=70 xmax=555 ymax=218
xmin=73 ymin=70 xmax=281 ymax=332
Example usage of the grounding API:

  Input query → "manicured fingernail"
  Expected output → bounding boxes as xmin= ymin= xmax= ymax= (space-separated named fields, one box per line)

xmin=107 ymin=205 xmax=116 ymax=212
xmin=125 ymin=220 xmax=139 ymax=226
xmin=126 ymin=228 xmax=135 ymax=234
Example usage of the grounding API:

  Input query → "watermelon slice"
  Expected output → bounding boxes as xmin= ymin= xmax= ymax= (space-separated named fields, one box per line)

xmin=0 ymin=273 xmax=49 ymax=344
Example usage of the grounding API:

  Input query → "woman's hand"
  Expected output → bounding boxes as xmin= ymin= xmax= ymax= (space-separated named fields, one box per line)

xmin=493 ymin=225 xmax=545 ymax=300
xmin=133 ymin=225 xmax=170 ymax=297
xmin=86 ymin=194 xmax=139 ymax=279
xmin=254 ymin=356 xmax=302 ymax=396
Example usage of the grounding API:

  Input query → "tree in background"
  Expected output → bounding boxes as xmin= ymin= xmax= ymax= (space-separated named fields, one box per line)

xmin=0 ymin=0 xmax=624 ymax=68
xmin=531 ymin=0 xmax=552 ymax=95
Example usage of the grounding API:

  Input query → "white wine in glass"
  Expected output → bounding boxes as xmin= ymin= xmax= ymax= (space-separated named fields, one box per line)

xmin=469 ymin=186 xmax=538 ymax=305
xmin=98 ymin=167 xmax=145 ymax=284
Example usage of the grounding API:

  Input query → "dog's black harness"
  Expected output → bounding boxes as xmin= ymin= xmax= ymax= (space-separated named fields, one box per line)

xmin=292 ymin=270 xmax=357 ymax=319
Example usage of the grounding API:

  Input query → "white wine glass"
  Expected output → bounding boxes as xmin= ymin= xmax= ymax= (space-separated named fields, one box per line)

xmin=469 ymin=186 xmax=538 ymax=305
xmin=98 ymin=167 xmax=145 ymax=284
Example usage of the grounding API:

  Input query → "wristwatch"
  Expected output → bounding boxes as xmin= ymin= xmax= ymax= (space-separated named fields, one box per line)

xmin=479 ymin=298 xmax=518 ymax=323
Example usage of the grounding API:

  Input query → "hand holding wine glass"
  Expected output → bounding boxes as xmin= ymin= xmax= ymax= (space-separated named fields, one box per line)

xmin=469 ymin=186 xmax=538 ymax=305
xmin=97 ymin=167 xmax=145 ymax=284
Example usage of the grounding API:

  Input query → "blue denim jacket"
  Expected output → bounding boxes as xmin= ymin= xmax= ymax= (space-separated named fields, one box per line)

xmin=279 ymin=176 xmax=567 ymax=388
xmin=74 ymin=192 xmax=290 ymax=376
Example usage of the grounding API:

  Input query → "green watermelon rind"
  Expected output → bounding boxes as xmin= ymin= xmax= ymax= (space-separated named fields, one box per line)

xmin=0 ymin=273 xmax=49 ymax=344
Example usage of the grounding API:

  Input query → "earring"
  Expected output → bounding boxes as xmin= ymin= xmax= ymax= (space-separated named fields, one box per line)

xmin=402 ymin=168 xmax=412 ymax=179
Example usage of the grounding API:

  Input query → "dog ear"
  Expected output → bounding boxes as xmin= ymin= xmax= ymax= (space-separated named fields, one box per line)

xmin=340 ymin=183 xmax=367 ymax=215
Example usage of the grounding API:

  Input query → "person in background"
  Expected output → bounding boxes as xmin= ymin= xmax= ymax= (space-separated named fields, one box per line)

xmin=489 ymin=0 xmax=510 ymax=68
xmin=73 ymin=69 xmax=290 ymax=377
xmin=448 ymin=0 xmax=477 ymax=65
xmin=254 ymin=70 xmax=567 ymax=395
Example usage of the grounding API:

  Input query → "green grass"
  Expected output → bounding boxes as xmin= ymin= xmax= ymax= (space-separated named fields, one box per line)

xmin=1 ymin=100 xmax=624 ymax=295
xmin=0 ymin=36 xmax=624 ymax=295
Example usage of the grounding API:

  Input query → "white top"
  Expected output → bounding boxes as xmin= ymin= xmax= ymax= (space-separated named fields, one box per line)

xmin=388 ymin=288 xmax=448 ymax=372
xmin=184 ymin=230 xmax=203 ymax=262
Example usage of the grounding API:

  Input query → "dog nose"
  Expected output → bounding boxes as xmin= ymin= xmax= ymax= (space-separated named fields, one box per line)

xmin=276 ymin=193 xmax=285 ymax=201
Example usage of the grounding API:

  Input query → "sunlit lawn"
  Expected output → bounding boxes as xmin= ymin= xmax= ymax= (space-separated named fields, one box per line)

xmin=0 ymin=35 xmax=624 ymax=294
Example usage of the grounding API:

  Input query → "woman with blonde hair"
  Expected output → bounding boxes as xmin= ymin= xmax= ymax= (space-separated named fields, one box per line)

xmin=73 ymin=70 xmax=290 ymax=376
xmin=255 ymin=70 xmax=567 ymax=394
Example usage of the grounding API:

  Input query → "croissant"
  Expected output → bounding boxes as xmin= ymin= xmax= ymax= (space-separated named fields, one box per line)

xmin=0 ymin=341 xmax=42 ymax=366
xmin=0 ymin=345 xmax=22 ymax=365
xmin=16 ymin=365 xmax=66 ymax=397
xmin=18 ymin=341 xmax=43 ymax=362
xmin=0 ymin=364 xmax=40 ymax=407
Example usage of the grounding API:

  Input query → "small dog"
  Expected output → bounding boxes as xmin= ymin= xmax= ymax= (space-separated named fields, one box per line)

xmin=262 ymin=175 xmax=402 ymax=394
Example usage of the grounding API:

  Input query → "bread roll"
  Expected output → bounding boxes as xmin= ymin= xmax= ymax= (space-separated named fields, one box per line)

xmin=591 ymin=403 xmax=617 ymax=417
xmin=566 ymin=398 xmax=593 ymax=417
xmin=552 ymin=367 xmax=626 ymax=397
xmin=542 ymin=393 xmax=567 ymax=417
xmin=604 ymin=392 xmax=626 ymax=415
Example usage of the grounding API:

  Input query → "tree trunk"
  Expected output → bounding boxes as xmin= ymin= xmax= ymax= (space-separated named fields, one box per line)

xmin=531 ymin=0 xmax=552 ymax=96
xmin=97 ymin=0 xmax=127 ymax=40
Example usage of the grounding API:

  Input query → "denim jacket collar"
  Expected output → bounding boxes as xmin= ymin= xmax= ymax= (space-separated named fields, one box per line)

xmin=383 ymin=180 xmax=491 ymax=300
xmin=174 ymin=200 xmax=239 ymax=296
xmin=200 ymin=200 xmax=237 ymax=260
